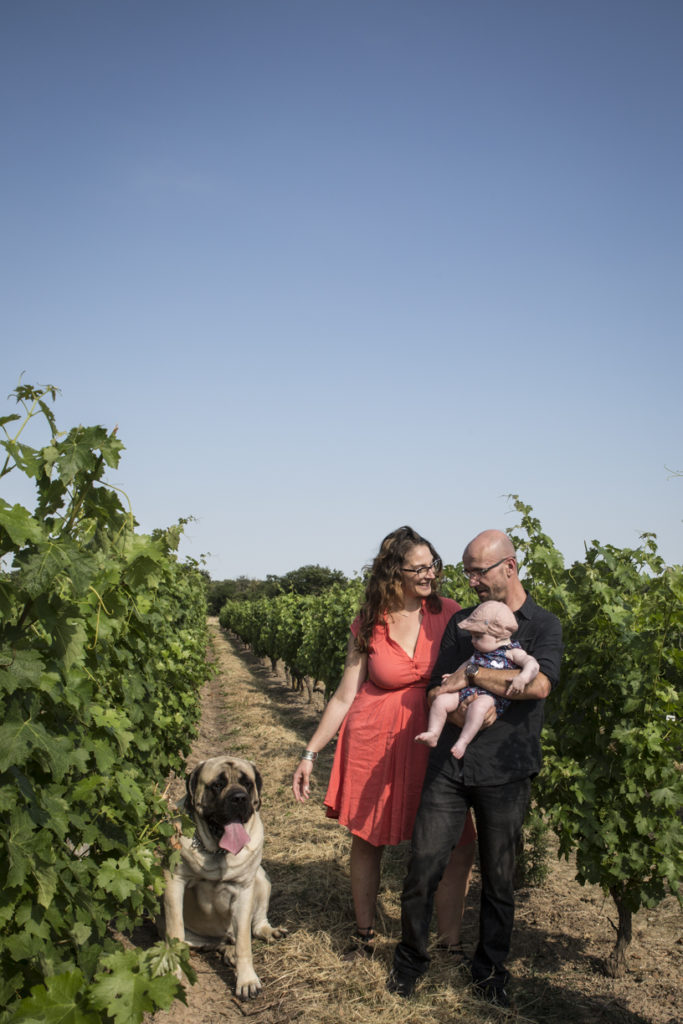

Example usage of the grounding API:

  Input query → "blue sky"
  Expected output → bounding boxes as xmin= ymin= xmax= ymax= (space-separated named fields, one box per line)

xmin=2 ymin=1 xmax=681 ymax=579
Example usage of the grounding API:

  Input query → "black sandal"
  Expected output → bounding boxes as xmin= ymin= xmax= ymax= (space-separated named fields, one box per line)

xmin=435 ymin=941 xmax=471 ymax=969
xmin=343 ymin=927 xmax=376 ymax=959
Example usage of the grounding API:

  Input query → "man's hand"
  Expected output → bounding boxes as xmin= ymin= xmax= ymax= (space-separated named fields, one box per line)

xmin=446 ymin=692 xmax=497 ymax=730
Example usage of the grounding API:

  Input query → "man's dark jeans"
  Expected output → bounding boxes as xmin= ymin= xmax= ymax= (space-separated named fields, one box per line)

xmin=393 ymin=763 xmax=531 ymax=990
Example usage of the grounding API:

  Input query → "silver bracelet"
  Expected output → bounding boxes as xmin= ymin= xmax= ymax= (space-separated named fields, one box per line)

xmin=301 ymin=750 xmax=318 ymax=762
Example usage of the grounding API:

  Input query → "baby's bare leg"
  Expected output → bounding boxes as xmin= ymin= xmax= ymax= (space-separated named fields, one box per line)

xmin=451 ymin=694 xmax=495 ymax=759
xmin=415 ymin=692 xmax=459 ymax=747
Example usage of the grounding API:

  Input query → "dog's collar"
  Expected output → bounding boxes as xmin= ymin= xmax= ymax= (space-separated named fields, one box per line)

xmin=191 ymin=832 xmax=227 ymax=856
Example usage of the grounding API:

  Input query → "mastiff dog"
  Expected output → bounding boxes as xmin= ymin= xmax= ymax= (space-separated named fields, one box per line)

xmin=162 ymin=755 xmax=287 ymax=999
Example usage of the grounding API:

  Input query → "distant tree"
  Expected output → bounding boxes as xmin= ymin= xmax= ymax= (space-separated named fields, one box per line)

xmin=270 ymin=564 xmax=347 ymax=596
xmin=207 ymin=566 xmax=345 ymax=614
xmin=207 ymin=576 xmax=272 ymax=614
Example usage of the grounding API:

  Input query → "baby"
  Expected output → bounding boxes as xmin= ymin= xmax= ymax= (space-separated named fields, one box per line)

xmin=415 ymin=600 xmax=539 ymax=759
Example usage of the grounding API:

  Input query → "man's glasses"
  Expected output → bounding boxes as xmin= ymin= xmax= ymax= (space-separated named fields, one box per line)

xmin=401 ymin=558 xmax=442 ymax=577
xmin=462 ymin=556 xmax=509 ymax=581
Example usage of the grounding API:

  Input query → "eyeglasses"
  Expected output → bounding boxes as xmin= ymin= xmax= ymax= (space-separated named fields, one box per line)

xmin=462 ymin=556 xmax=509 ymax=581
xmin=402 ymin=558 xmax=442 ymax=577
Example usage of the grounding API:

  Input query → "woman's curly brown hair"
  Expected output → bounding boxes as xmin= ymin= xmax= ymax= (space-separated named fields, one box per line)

xmin=355 ymin=526 xmax=443 ymax=653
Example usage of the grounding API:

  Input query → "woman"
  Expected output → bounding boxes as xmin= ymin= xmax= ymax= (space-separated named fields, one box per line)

xmin=292 ymin=526 xmax=475 ymax=958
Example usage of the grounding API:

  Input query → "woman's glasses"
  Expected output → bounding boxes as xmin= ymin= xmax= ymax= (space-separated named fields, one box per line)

xmin=401 ymin=558 xmax=442 ymax=577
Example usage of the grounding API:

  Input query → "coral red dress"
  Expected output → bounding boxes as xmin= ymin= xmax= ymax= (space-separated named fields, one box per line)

xmin=324 ymin=597 xmax=475 ymax=847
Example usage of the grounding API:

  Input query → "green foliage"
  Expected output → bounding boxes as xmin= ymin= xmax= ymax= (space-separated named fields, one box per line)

xmin=270 ymin=564 xmax=347 ymax=596
xmin=221 ymin=579 xmax=364 ymax=698
xmin=208 ymin=564 xmax=347 ymax=615
xmin=537 ymin=534 xmax=683 ymax=913
xmin=440 ymin=563 xmax=477 ymax=606
xmin=505 ymin=494 xmax=568 ymax=617
xmin=88 ymin=944 xmax=189 ymax=1024
xmin=505 ymin=496 xmax=682 ymax=957
xmin=206 ymin=575 xmax=275 ymax=614
xmin=0 ymin=384 xmax=210 ymax=1021
xmin=2 ymin=941 xmax=193 ymax=1024
xmin=515 ymin=805 xmax=551 ymax=889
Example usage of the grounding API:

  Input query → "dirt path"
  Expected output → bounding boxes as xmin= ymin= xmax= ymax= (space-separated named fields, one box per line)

xmin=143 ymin=620 xmax=682 ymax=1024
xmin=143 ymin=618 xmax=310 ymax=1024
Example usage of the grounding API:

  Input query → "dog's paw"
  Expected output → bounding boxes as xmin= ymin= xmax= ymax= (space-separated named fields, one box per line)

xmin=235 ymin=969 xmax=262 ymax=1000
xmin=253 ymin=922 xmax=288 ymax=944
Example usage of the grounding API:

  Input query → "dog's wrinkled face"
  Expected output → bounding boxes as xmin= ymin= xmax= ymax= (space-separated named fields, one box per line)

xmin=185 ymin=756 xmax=263 ymax=851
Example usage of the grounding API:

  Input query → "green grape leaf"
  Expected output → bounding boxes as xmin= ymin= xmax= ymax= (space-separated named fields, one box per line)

xmin=0 ymin=501 xmax=45 ymax=547
xmin=0 ymin=649 xmax=45 ymax=696
xmin=90 ymin=949 xmax=181 ymax=1024
xmin=8 ymin=969 xmax=100 ymax=1024
xmin=96 ymin=859 xmax=145 ymax=901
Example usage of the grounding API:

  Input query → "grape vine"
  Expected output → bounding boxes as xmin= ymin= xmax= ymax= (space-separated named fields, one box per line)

xmin=1 ymin=384 xmax=210 ymax=1022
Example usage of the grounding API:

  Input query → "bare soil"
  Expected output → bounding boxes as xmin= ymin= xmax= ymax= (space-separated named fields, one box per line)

xmin=143 ymin=620 xmax=682 ymax=1024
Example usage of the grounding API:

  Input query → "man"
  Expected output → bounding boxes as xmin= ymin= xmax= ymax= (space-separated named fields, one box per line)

xmin=388 ymin=529 xmax=563 ymax=1009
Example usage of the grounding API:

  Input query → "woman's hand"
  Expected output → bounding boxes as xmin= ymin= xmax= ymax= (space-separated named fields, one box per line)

xmin=292 ymin=758 xmax=314 ymax=802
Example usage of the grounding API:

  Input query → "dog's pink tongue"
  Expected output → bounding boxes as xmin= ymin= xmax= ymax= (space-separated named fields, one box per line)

xmin=219 ymin=823 xmax=250 ymax=854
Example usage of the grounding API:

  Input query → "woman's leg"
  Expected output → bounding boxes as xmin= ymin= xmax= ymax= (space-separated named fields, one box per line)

xmin=434 ymin=838 xmax=475 ymax=945
xmin=350 ymin=834 xmax=384 ymax=930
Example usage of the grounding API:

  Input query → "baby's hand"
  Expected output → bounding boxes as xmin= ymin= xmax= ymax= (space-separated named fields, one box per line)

xmin=428 ymin=664 xmax=468 ymax=706
xmin=505 ymin=656 xmax=539 ymax=696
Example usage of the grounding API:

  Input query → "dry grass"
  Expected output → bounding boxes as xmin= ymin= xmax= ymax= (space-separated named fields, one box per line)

xmin=144 ymin=621 xmax=682 ymax=1024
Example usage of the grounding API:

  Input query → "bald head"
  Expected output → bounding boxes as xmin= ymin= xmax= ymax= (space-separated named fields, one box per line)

xmin=462 ymin=530 xmax=526 ymax=610
xmin=463 ymin=530 xmax=516 ymax=565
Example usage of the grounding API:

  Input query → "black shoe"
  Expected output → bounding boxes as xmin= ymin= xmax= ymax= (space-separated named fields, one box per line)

xmin=472 ymin=979 xmax=512 ymax=1010
xmin=386 ymin=968 xmax=416 ymax=998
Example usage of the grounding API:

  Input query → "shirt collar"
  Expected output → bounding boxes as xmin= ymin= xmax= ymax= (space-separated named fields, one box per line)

xmin=515 ymin=591 xmax=536 ymax=620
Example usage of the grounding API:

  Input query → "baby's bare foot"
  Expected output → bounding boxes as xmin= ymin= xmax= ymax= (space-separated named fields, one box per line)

xmin=415 ymin=732 xmax=438 ymax=747
xmin=451 ymin=742 xmax=466 ymax=759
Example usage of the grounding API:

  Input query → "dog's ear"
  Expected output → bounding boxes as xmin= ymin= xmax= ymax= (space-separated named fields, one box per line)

xmin=185 ymin=762 xmax=203 ymax=815
xmin=252 ymin=766 xmax=263 ymax=810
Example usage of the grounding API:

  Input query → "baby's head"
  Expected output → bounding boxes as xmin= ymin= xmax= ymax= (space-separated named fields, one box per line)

xmin=459 ymin=600 xmax=518 ymax=653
